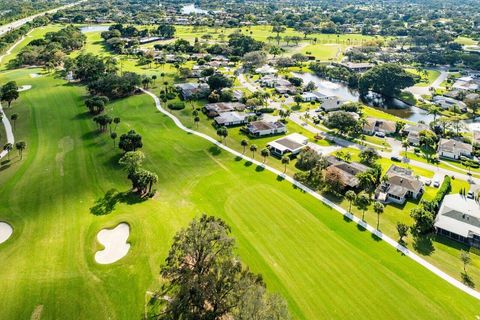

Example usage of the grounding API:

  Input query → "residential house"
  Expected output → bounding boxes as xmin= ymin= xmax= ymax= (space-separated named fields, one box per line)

xmin=203 ymin=102 xmax=246 ymax=117
xmin=320 ymin=97 xmax=344 ymax=112
xmin=301 ymin=91 xmax=333 ymax=102
xmin=437 ymin=138 xmax=473 ymax=160
xmin=246 ymin=120 xmax=286 ymax=137
xmin=433 ymin=96 xmax=467 ymax=110
xmin=325 ymin=156 xmax=370 ymax=189
xmin=267 ymin=133 xmax=309 ymax=156
xmin=255 ymin=65 xmax=278 ymax=75
xmin=214 ymin=112 xmax=247 ymax=126
xmin=340 ymin=62 xmax=374 ymax=73
xmin=452 ymin=76 xmax=480 ymax=91
xmin=402 ymin=123 xmax=430 ymax=146
xmin=375 ymin=165 xmax=424 ymax=204
xmin=434 ymin=194 xmax=480 ymax=248
xmin=363 ymin=118 xmax=396 ymax=135
xmin=175 ymin=83 xmax=210 ymax=100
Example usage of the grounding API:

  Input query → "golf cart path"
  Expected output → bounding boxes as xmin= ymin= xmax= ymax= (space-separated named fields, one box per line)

xmin=140 ymin=88 xmax=480 ymax=301
xmin=0 ymin=101 xmax=14 ymax=159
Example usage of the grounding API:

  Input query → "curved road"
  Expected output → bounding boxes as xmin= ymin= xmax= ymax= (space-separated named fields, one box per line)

xmin=140 ymin=87 xmax=480 ymax=301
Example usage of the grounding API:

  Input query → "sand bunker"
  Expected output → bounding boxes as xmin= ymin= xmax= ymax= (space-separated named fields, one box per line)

xmin=0 ymin=222 xmax=13 ymax=244
xmin=18 ymin=85 xmax=32 ymax=92
xmin=29 ymin=73 xmax=41 ymax=78
xmin=95 ymin=223 xmax=130 ymax=264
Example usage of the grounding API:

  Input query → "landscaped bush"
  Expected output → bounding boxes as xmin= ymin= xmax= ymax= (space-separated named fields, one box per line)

xmin=167 ymin=101 xmax=185 ymax=110
xmin=257 ymin=107 xmax=275 ymax=113
xmin=166 ymin=92 xmax=177 ymax=100
xmin=433 ymin=176 xmax=451 ymax=207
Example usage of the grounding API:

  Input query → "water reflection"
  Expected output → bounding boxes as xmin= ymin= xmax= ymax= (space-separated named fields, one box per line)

xmin=293 ymin=72 xmax=434 ymax=123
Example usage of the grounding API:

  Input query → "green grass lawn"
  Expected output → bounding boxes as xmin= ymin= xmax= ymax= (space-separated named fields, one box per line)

xmin=406 ymin=68 xmax=441 ymax=87
xmin=455 ymin=36 xmax=478 ymax=46
xmin=1 ymin=68 xmax=480 ymax=319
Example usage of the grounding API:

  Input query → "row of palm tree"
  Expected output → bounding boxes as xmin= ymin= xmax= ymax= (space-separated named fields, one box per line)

xmin=345 ymin=190 xmax=385 ymax=229
xmin=3 ymin=141 xmax=26 ymax=160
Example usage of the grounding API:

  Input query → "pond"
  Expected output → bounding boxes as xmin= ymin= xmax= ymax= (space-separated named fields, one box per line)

xmin=181 ymin=4 xmax=209 ymax=14
xmin=80 ymin=25 xmax=110 ymax=33
xmin=292 ymin=72 xmax=435 ymax=123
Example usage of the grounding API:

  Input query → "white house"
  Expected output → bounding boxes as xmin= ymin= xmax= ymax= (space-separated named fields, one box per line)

xmin=432 ymin=95 xmax=467 ymax=110
xmin=267 ymin=133 xmax=308 ymax=156
xmin=437 ymin=138 xmax=473 ymax=160
xmin=255 ymin=64 xmax=277 ymax=75
xmin=214 ymin=112 xmax=247 ymax=126
xmin=434 ymin=194 xmax=480 ymax=248
xmin=375 ymin=165 xmax=424 ymax=204
xmin=246 ymin=121 xmax=286 ymax=137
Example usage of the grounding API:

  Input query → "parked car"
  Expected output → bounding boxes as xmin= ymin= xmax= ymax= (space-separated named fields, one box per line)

xmin=375 ymin=131 xmax=386 ymax=138
xmin=425 ymin=180 xmax=432 ymax=186
xmin=433 ymin=180 xmax=440 ymax=188
xmin=467 ymin=190 xmax=475 ymax=199
xmin=390 ymin=156 xmax=401 ymax=162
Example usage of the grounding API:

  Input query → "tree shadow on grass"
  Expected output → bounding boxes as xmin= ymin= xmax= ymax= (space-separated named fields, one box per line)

xmin=244 ymin=161 xmax=253 ymax=167
xmin=234 ymin=156 xmax=242 ymax=162
xmin=255 ymin=165 xmax=265 ymax=172
xmin=461 ymin=272 xmax=475 ymax=288
xmin=412 ymin=233 xmax=435 ymax=256
xmin=371 ymin=231 xmax=382 ymax=242
xmin=72 ymin=112 xmax=91 ymax=121
xmin=81 ymin=130 xmax=101 ymax=141
xmin=208 ymin=145 xmax=221 ymax=156
xmin=276 ymin=174 xmax=285 ymax=182
xmin=90 ymin=188 xmax=147 ymax=215
xmin=0 ymin=163 xmax=11 ymax=172
xmin=356 ymin=222 xmax=367 ymax=232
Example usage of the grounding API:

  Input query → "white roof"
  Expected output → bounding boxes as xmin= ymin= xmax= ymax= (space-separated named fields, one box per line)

xmin=434 ymin=194 xmax=480 ymax=238
xmin=255 ymin=65 xmax=277 ymax=74
xmin=267 ymin=133 xmax=308 ymax=152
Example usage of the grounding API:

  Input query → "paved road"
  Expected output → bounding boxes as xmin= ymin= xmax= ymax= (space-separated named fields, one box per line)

xmin=405 ymin=68 xmax=449 ymax=98
xmin=141 ymin=87 xmax=480 ymax=301
xmin=0 ymin=1 xmax=86 ymax=37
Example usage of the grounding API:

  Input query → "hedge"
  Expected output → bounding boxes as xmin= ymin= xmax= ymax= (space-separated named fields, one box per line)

xmin=167 ymin=101 xmax=185 ymax=110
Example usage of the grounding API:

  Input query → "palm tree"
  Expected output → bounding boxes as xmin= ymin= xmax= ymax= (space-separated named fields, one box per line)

xmin=281 ymin=155 xmax=290 ymax=173
xmin=111 ymin=132 xmax=117 ymax=147
xmin=402 ymin=139 xmax=409 ymax=158
xmin=10 ymin=113 xmax=18 ymax=131
xmin=113 ymin=117 xmax=121 ymax=131
xmin=241 ymin=139 xmax=249 ymax=154
xmin=147 ymin=171 xmax=159 ymax=194
xmin=345 ymin=190 xmax=356 ymax=213
xmin=250 ymin=144 xmax=257 ymax=159
xmin=261 ymin=148 xmax=270 ymax=164
xmin=428 ymin=106 xmax=441 ymax=123
xmin=373 ymin=201 xmax=384 ymax=229
xmin=15 ymin=141 xmax=26 ymax=160
xmin=3 ymin=143 xmax=13 ymax=160
xmin=355 ymin=191 xmax=370 ymax=220
xmin=216 ymin=126 xmax=228 ymax=144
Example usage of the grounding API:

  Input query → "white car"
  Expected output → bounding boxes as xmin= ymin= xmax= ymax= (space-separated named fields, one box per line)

xmin=467 ymin=190 xmax=475 ymax=199
xmin=433 ymin=180 xmax=440 ymax=188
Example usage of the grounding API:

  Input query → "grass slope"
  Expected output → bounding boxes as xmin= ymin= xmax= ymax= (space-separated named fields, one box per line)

xmin=0 ymin=69 xmax=480 ymax=319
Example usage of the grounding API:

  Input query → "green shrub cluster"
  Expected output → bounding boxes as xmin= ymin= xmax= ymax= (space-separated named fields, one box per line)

xmin=167 ymin=101 xmax=185 ymax=110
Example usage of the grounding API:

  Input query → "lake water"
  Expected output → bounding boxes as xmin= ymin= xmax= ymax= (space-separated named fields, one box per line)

xmin=181 ymin=4 xmax=209 ymax=14
xmin=293 ymin=72 xmax=434 ymax=123
xmin=80 ymin=25 xmax=110 ymax=33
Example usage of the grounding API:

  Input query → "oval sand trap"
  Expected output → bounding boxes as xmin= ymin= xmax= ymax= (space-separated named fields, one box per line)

xmin=95 ymin=223 xmax=131 ymax=264
xmin=18 ymin=85 xmax=32 ymax=92
xmin=0 ymin=222 xmax=13 ymax=244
